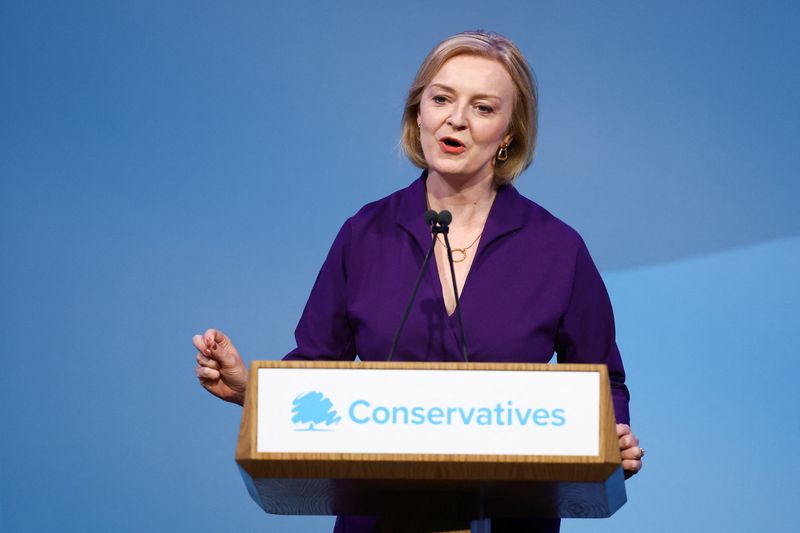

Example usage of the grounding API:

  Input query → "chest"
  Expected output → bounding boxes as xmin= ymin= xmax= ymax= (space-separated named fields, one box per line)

xmin=433 ymin=234 xmax=479 ymax=317
xmin=346 ymin=230 xmax=573 ymax=363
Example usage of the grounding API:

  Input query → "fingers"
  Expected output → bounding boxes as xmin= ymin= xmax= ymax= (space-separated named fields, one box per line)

xmin=622 ymin=458 xmax=643 ymax=479
xmin=193 ymin=334 xmax=223 ymax=365
xmin=193 ymin=329 xmax=238 ymax=366
xmin=619 ymin=433 xmax=639 ymax=450
xmin=192 ymin=334 xmax=207 ymax=353
xmin=621 ymin=445 xmax=644 ymax=460
xmin=196 ymin=352 xmax=220 ymax=370
xmin=195 ymin=364 xmax=221 ymax=381
xmin=617 ymin=424 xmax=644 ymax=479
xmin=192 ymin=328 xmax=248 ymax=405
xmin=193 ymin=332 xmax=222 ymax=359
xmin=204 ymin=328 xmax=225 ymax=347
xmin=193 ymin=329 xmax=222 ymax=352
xmin=617 ymin=424 xmax=639 ymax=450
xmin=194 ymin=333 xmax=221 ymax=387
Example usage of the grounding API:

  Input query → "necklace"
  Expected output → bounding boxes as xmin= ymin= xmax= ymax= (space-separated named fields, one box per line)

xmin=436 ymin=231 xmax=483 ymax=263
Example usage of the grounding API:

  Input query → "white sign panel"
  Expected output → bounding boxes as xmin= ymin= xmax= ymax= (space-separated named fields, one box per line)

xmin=257 ymin=368 xmax=599 ymax=456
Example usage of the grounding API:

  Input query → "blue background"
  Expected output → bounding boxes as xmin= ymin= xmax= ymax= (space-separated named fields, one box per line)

xmin=2 ymin=1 xmax=798 ymax=531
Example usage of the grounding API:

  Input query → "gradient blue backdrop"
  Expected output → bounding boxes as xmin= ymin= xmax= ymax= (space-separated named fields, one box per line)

xmin=2 ymin=1 xmax=798 ymax=531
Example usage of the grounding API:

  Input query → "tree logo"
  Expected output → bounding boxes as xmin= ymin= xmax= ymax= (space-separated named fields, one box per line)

xmin=291 ymin=391 xmax=342 ymax=431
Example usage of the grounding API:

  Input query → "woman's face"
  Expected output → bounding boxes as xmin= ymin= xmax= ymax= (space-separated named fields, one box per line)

xmin=418 ymin=54 xmax=515 ymax=184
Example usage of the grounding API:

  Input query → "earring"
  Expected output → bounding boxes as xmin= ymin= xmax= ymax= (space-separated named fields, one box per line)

xmin=417 ymin=123 xmax=421 ymax=128
xmin=496 ymin=143 xmax=509 ymax=161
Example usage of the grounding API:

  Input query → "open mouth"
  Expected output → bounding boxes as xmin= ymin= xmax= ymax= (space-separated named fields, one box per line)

xmin=439 ymin=137 xmax=466 ymax=153
xmin=441 ymin=137 xmax=464 ymax=148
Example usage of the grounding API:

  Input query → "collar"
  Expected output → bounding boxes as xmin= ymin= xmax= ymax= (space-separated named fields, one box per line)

xmin=396 ymin=171 xmax=527 ymax=253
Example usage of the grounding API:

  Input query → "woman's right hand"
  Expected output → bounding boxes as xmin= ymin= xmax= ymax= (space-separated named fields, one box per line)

xmin=193 ymin=328 xmax=248 ymax=406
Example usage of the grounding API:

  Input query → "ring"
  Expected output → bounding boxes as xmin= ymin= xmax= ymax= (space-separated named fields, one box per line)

xmin=639 ymin=447 xmax=646 ymax=459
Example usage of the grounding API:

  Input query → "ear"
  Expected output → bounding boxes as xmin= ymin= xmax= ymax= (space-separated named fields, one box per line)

xmin=503 ymin=133 xmax=514 ymax=147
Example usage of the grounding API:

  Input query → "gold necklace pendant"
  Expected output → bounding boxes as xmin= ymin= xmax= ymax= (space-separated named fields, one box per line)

xmin=451 ymin=248 xmax=467 ymax=263
xmin=436 ymin=233 xmax=482 ymax=263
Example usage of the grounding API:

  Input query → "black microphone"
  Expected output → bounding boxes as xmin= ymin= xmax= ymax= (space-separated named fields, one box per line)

xmin=437 ymin=210 xmax=452 ymax=227
xmin=387 ymin=210 xmax=440 ymax=361
xmin=437 ymin=210 xmax=469 ymax=363
xmin=424 ymin=209 xmax=439 ymax=226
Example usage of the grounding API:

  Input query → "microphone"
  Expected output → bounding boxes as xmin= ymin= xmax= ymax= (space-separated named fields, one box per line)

xmin=437 ymin=211 xmax=469 ymax=363
xmin=387 ymin=210 xmax=440 ymax=361
xmin=436 ymin=210 xmax=452 ymax=227
xmin=424 ymin=209 xmax=439 ymax=226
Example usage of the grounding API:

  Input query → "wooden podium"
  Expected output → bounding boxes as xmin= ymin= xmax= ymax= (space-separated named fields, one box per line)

xmin=236 ymin=361 xmax=625 ymax=525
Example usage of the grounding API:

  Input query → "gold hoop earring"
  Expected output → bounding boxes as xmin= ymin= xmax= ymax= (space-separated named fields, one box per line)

xmin=497 ymin=143 xmax=509 ymax=161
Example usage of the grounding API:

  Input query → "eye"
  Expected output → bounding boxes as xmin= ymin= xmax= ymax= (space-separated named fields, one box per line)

xmin=432 ymin=95 xmax=448 ymax=104
xmin=476 ymin=104 xmax=494 ymax=114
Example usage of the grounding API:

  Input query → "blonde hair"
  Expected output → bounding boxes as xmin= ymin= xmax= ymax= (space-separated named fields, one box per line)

xmin=400 ymin=31 xmax=538 ymax=186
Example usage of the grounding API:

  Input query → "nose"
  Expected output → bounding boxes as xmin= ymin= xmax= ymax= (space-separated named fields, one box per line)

xmin=447 ymin=103 xmax=468 ymax=130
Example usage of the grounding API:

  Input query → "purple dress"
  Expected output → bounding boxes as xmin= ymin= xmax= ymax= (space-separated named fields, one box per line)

xmin=285 ymin=173 xmax=630 ymax=532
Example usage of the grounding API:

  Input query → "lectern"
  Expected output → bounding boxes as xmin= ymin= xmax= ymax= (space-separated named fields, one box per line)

xmin=236 ymin=361 xmax=625 ymax=526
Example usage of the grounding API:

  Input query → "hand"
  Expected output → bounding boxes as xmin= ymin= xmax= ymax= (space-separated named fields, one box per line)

xmin=617 ymin=423 xmax=644 ymax=479
xmin=193 ymin=328 xmax=248 ymax=406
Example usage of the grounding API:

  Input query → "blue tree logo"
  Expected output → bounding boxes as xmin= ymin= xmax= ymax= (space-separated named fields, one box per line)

xmin=291 ymin=391 xmax=341 ymax=431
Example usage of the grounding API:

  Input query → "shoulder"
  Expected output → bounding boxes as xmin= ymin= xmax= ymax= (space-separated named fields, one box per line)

xmin=509 ymin=187 xmax=587 ymax=254
xmin=344 ymin=177 xmax=422 ymax=232
xmin=351 ymin=189 xmax=404 ymax=223
xmin=319 ymin=182 xmax=410 ymax=269
xmin=507 ymin=190 xmax=608 ymax=305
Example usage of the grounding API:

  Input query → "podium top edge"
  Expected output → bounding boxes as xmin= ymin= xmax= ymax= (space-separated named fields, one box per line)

xmin=249 ymin=360 xmax=608 ymax=373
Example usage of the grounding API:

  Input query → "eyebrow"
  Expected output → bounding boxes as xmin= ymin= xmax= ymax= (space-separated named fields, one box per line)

xmin=428 ymin=83 xmax=503 ymax=102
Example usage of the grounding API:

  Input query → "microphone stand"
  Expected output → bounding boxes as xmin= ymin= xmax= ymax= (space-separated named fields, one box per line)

xmin=387 ymin=210 xmax=470 ymax=363
xmin=387 ymin=211 xmax=440 ymax=362
xmin=437 ymin=215 xmax=469 ymax=363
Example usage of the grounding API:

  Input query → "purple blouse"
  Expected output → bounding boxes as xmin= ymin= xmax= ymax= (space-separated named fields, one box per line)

xmin=286 ymin=174 xmax=629 ymax=422
xmin=284 ymin=174 xmax=630 ymax=532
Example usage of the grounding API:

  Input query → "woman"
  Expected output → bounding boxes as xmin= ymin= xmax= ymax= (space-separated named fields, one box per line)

xmin=194 ymin=31 xmax=643 ymax=532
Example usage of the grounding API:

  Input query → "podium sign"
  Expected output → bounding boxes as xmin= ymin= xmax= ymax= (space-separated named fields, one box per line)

xmin=237 ymin=361 xmax=626 ymax=520
xmin=257 ymin=367 xmax=599 ymax=456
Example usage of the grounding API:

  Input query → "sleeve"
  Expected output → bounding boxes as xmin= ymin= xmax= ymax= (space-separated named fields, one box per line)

xmin=283 ymin=220 xmax=357 ymax=361
xmin=555 ymin=239 xmax=630 ymax=424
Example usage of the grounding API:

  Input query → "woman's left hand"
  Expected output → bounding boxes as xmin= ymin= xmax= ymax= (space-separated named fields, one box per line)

xmin=616 ymin=424 xmax=644 ymax=479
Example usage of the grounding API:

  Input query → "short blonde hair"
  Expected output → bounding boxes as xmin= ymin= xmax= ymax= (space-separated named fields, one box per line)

xmin=400 ymin=31 xmax=538 ymax=186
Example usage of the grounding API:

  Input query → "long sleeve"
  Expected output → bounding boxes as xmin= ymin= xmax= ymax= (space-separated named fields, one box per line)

xmin=554 ymin=239 xmax=630 ymax=424
xmin=284 ymin=220 xmax=357 ymax=361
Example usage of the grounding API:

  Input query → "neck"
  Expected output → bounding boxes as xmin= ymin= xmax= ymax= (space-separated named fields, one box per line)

xmin=426 ymin=170 xmax=496 ymax=228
